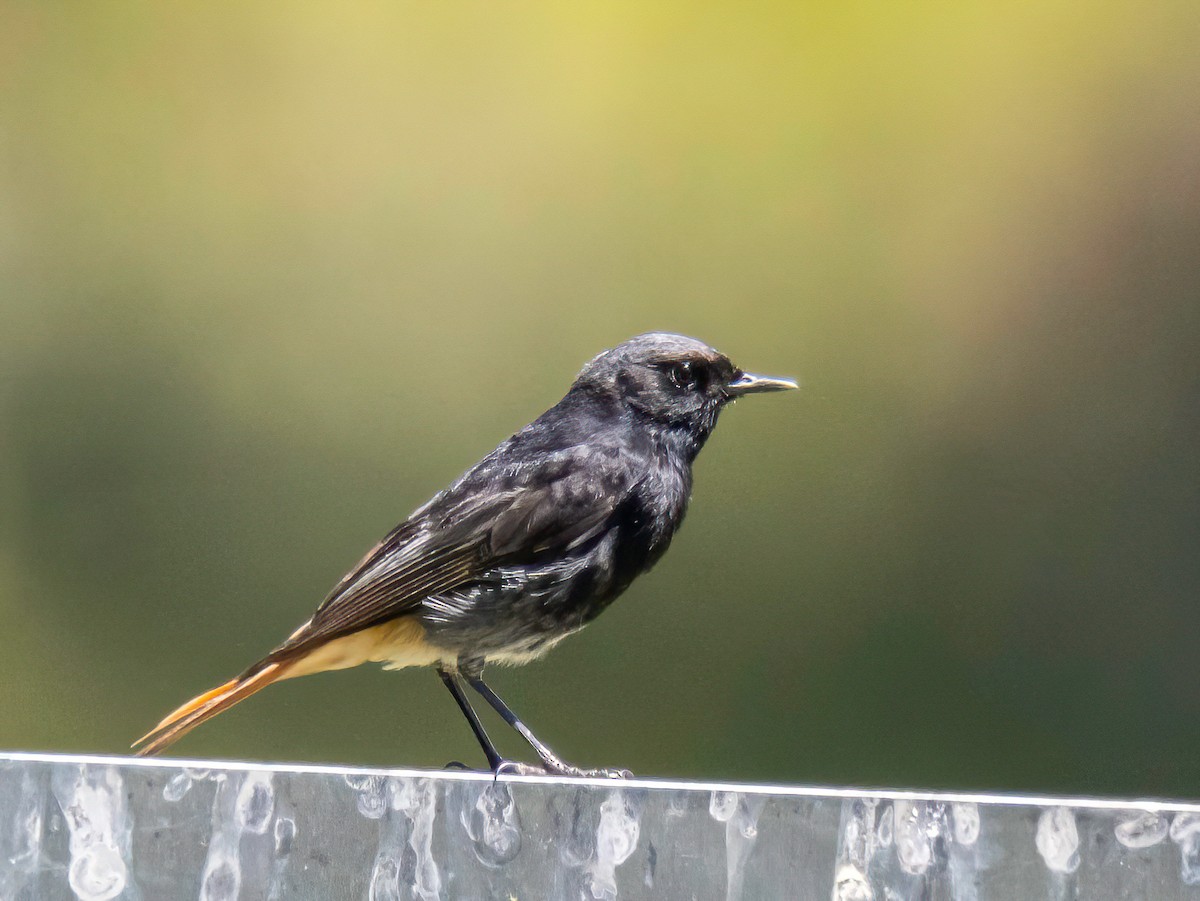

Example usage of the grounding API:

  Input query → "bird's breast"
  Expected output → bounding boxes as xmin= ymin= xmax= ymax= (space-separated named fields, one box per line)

xmin=607 ymin=459 xmax=691 ymax=586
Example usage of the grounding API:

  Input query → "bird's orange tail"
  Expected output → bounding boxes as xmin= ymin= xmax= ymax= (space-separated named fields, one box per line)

xmin=132 ymin=662 xmax=287 ymax=756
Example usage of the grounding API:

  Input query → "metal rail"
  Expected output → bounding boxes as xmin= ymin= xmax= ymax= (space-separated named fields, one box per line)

xmin=2 ymin=752 xmax=1198 ymax=899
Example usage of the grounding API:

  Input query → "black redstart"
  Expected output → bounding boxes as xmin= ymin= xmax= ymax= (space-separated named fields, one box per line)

xmin=135 ymin=333 xmax=796 ymax=776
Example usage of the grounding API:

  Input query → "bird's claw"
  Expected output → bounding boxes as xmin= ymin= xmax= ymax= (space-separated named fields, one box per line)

xmin=600 ymin=767 xmax=634 ymax=779
xmin=485 ymin=758 xmax=632 ymax=779
xmin=444 ymin=759 xmax=549 ymax=777
xmin=580 ymin=766 xmax=634 ymax=779
xmin=544 ymin=762 xmax=633 ymax=779
xmin=493 ymin=759 xmax=551 ymax=777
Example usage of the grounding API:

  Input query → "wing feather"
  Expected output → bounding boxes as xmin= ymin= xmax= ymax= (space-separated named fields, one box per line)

xmin=274 ymin=444 xmax=638 ymax=658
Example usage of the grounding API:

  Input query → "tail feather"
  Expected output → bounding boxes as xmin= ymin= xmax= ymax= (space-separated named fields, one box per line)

xmin=132 ymin=662 xmax=287 ymax=756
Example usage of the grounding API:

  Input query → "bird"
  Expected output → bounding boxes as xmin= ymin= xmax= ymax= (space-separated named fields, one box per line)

xmin=133 ymin=333 xmax=796 ymax=776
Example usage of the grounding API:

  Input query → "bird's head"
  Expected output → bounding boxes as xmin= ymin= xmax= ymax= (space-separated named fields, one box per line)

xmin=573 ymin=333 xmax=796 ymax=446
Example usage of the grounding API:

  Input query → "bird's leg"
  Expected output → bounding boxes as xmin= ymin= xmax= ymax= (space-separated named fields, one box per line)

xmin=437 ymin=667 xmax=503 ymax=771
xmin=460 ymin=666 xmax=631 ymax=779
xmin=437 ymin=667 xmax=545 ymax=776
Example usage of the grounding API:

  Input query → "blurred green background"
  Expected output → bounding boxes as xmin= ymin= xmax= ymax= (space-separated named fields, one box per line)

xmin=2 ymin=2 xmax=1198 ymax=798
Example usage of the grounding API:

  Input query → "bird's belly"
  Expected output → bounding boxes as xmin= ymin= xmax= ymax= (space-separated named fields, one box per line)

xmin=417 ymin=518 xmax=674 ymax=665
xmin=478 ymin=630 xmax=578 ymax=666
xmin=418 ymin=551 xmax=622 ymax=662
xmin=419 ymin=581 xmax=602 ymax=663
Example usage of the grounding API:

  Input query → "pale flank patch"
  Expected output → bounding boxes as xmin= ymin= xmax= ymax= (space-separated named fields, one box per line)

xmin=284 ymin=617 xmax=453 ymax=677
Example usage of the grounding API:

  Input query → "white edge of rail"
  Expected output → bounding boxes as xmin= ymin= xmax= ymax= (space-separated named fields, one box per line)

xmin=4 ymin=749 xmax=1198 ymax=814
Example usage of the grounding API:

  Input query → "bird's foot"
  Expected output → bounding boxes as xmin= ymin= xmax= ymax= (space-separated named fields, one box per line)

xmin=488 ymin=758 xmax=633 ymax=779
xmin=444 ymin=759 xmax=550 ymax=777
xmin=493 ymin=759 xmax=552 ymax=777
xmin=579 ymin=766 xmax=634 ymax=779
xmin=543 ymin=761 xmax=633 ymax=779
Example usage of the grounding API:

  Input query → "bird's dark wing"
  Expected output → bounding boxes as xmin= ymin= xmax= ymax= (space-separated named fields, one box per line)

xmin=459 ymin=445 xmax=636 ymax=560
xmin=270 ymin=445 xmax=638 ymax=656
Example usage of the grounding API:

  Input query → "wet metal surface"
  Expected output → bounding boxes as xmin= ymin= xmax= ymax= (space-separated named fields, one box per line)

xmin=2 ymin=752 xmax=1199 ymax=899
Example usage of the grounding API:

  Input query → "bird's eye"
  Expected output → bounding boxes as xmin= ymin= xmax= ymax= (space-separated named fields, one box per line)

xmin=665 ymin=361 xmax=700 ymax=390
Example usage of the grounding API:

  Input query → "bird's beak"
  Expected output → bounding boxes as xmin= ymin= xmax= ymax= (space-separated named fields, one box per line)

xmin=725 ymin=371 xmax=799 ymax=397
